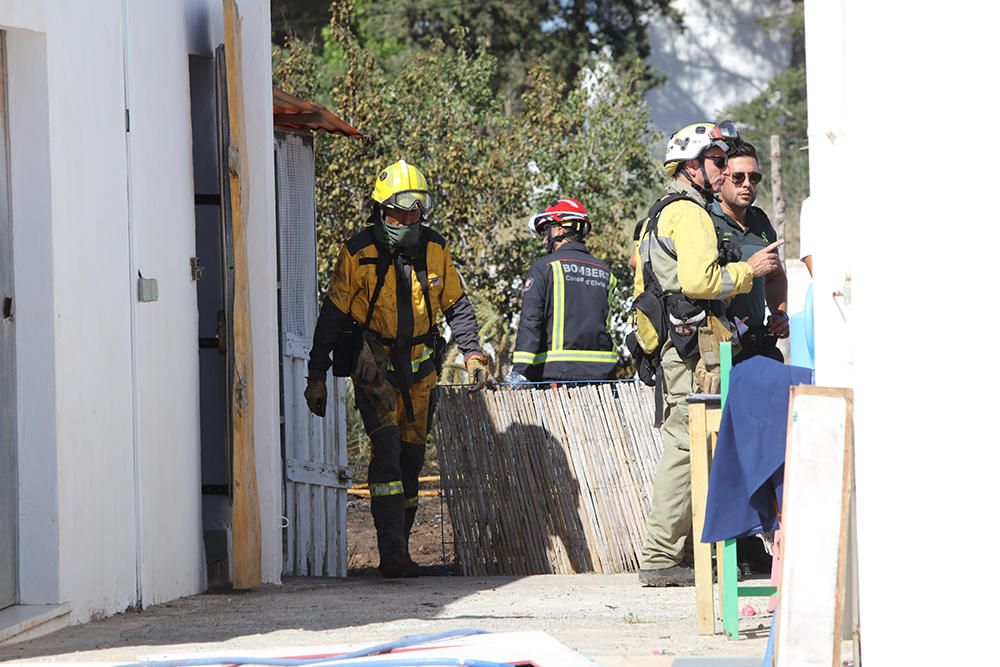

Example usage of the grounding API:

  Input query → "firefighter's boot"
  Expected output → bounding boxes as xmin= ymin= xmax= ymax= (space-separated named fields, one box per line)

xmin=404 ymin=506 xmax=417 ymax=549
xmin=371 ymin=493 xmax=417 ymax=578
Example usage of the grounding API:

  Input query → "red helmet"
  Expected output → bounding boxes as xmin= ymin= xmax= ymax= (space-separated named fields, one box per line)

xmin=528 ymin=197 xmax=591 ymax=238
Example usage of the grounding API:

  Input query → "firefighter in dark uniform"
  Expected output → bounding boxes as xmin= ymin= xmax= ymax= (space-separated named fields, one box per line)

xmin=507 ymin=198 xmax=618 ymax=384
xmin=304 ymin=160 xmax=491 ymax=578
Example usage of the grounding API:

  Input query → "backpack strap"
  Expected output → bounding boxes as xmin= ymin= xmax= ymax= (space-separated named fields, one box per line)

xmin=412 ymin=228 xmax=435 ymax=329
xmin=641 ymin=193 xmax=697 ymax=294
xmin=362 ymin=248 xmax=392 ymax=330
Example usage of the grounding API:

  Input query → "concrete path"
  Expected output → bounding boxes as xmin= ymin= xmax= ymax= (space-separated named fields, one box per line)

xmin=0 ymin=574 xmax=771 ymax=665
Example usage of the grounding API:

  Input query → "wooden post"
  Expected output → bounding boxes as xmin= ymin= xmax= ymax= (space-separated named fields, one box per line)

xmin=223 ymin=0 xmax=262 ymax=589
xmin=770 ymin=135 xmax=786 ymax=263
xmin=689 ymin=400 xmax=717 ymax=635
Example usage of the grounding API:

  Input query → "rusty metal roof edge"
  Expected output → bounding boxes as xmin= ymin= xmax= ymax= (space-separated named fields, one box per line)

xmin=272 ymin=86 xmax=368 ymax=138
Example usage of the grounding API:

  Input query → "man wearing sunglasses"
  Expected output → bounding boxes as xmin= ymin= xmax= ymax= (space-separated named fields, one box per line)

xmin=635 ymin=123 xmax=782 ymax=587
xmin=712 ymin=141 xmax=789 ymax=365
xmin=304 ymin=160 xmax=491 ymax=578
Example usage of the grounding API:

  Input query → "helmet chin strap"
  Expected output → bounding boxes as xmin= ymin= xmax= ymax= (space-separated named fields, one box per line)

xmin=544 ymin=226 xmax=562 ymax=253
xmin=678 ymin=159 xmax=716 ymax=206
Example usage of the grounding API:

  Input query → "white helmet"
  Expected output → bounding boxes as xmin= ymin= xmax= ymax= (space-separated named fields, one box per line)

xmin=663 ymin=122 xmax=729 ymax=177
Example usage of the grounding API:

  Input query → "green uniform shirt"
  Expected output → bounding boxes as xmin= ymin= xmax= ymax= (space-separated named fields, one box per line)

xmin=709 ymin=203 xmax=778 ymax=331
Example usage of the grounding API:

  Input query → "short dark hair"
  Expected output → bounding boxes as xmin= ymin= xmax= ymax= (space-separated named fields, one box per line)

xmin=728 ymin=140 xmax=758 ymax=161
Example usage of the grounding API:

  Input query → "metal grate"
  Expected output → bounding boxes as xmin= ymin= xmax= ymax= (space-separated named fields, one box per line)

xmin=275 ymin=130 xmax=317 ymax=337
xmin=275 ymin=128 xmax=348 ymax=577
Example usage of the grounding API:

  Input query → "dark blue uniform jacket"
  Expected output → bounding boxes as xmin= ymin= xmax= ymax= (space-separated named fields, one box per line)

xmin=511 ymin=241 xmax=618 ymax=381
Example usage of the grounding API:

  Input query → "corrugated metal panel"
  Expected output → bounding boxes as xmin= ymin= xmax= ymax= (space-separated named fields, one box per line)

xmin=275 ymin=129 xmax=349 ymax=577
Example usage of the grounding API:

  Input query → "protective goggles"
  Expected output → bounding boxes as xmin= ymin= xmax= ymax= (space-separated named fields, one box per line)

xmin=383 ymin=189 xmax=434 ymax=213
xmin=530 ymin=211 xmax=588 ymax=234
xmin=716 ymin=119 xmax=741 ymax=144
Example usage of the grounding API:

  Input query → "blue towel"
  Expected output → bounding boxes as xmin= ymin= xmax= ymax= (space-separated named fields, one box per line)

xmin=701 ymin=356 xmax=814 ymax=543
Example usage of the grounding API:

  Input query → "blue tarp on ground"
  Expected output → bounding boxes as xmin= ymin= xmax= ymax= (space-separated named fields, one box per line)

xmin=701 ymin=356 xmax=814 ymax=543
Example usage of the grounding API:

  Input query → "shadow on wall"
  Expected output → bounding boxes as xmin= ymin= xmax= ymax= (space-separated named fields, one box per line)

xmin=645 ymin=0 xmax=793 ymax=135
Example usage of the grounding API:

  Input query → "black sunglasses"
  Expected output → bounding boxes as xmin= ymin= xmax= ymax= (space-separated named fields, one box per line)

xmin=731 ymin=171 xmax=762 ymax=185
xmin=703 ymin=155 xmax=728 ymax=169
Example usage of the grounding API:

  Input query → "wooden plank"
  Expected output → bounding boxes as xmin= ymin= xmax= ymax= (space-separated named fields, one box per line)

xmin=688 ymin=402 xmax=715 ymax=636
xmin=285 ymin=458 xmax=349 ymax=487
xmin=775 ymin=386 xmax=854 ymax=667
xmin=221 ymin=0 xmax=261 ymax=589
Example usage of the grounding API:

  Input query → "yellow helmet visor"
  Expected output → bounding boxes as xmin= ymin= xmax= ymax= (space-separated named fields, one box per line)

xmin=385 ymin=189 xmax=434 ymax=213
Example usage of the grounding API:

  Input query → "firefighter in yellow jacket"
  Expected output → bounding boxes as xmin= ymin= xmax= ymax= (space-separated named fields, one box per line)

xmin=304 ymin=160 xmax=491 ymax=578
xmin=635 ymin=123 xmax=782 ymax=587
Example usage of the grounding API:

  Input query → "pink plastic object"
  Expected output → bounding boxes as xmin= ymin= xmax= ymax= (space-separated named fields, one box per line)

xmin=741 ymin=605 xmax=757 ymax=617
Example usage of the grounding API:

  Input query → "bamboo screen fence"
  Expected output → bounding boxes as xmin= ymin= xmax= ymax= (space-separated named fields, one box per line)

xmin=433 ymin=380 xmax=663 ymax=576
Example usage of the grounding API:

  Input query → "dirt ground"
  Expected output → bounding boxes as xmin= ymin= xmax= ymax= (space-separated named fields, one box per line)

xmin=0 ymin=574 xmax=777 ymax=666
xmin=0 ymin=499 xmax=803 ymax=666
xmin=345 ymin=497 xmax=456 ymax=574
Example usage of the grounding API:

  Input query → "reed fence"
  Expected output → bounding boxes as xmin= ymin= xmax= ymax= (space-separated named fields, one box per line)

xmin=432 ymin=380 xmax=662 ymax=575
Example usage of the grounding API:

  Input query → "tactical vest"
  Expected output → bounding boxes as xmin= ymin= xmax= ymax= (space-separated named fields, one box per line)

xmin=626 ymin=193 xmax=741 ymax=386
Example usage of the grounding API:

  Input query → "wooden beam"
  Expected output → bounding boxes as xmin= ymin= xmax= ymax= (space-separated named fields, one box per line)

xmin=223 ymin=0 xmax=261 ymax=590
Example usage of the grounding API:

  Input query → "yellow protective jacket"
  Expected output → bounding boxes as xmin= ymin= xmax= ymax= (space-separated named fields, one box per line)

xmin=638 ymin=180 xmax=754 ymax=301
xmin=307 ymin=224 xmax=482 ymax=381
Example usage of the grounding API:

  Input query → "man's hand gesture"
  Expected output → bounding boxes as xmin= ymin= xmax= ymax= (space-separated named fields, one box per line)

xmin=746 ymin=240 xmax=785 ymax=277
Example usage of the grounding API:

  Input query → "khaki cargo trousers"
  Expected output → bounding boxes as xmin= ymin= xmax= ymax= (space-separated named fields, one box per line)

xmin=640 ymin=345 xmax=698 ymax=569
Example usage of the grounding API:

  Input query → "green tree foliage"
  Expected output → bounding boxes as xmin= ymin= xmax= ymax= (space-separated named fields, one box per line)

xmin=724 ymin=3 xmax=808 ymax=256
xmin=272 ymin=0 xmax=662 ymax=373
xmin=273 ymin=0 xmax=681 ymax=95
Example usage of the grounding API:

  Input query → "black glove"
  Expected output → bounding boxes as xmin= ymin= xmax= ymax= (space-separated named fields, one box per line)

xmin=304 ymin=378 xmax=327 ymax=417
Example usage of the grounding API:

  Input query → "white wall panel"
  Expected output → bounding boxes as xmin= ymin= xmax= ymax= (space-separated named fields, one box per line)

xmin=8 ymin=25 xmax=60 ymax=607
xmin=806 ymin=1 xmax=1000 ymax=663
xmin=0 ymin=0 xmax=278 ymax=624
xmin=45 ymin=0 xmax=138 ymax=621
xmin=124 ymin=0 xmax=212 ymax=607
xmin=237 ymin=0 xmax=281 ymax=584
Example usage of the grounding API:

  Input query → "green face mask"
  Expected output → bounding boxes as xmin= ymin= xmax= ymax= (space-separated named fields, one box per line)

xmin=375 ymin=219 xmax=423 ymax=250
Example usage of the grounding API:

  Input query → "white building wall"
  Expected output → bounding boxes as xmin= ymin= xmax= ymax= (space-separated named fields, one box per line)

xmin=45 ymin=1 xmax=139 ymax=621
xmin=805 ymin=1 xmax=998 ymax=663
xmin=7 ymin=17 xmax=61 ymax=608
xmin=3 ymin=0 xmax=278 ymax=624
xmin=645 ymin=0 xmax=792 ymax=135
xmin=124 ymin=0 xmax=216 ymax=608
xmin=237 ymin=0 xmax=282 ymax=585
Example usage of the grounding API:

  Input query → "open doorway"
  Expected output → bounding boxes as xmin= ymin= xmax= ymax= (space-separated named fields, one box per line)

xmin=188 ymin=53 xmax=231 ymax=589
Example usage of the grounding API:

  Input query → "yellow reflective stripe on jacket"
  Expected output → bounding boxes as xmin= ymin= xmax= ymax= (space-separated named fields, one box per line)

xmin=370 ymin=480 xmax=404 ymax=497
xmin=513 ymin=350 xmax=541 ymax=365
xmin=387 ymin=345 xmax=433 ymax=372
xmin=513 ymin=349 xmax=618 ymax=365
xmin=607 ymin=273 xmax=618 ymax=329
xmin=551 ymin=261 xmax=565 ymax=351
xmin=403 ymin=496 xmax=419 ymax=509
